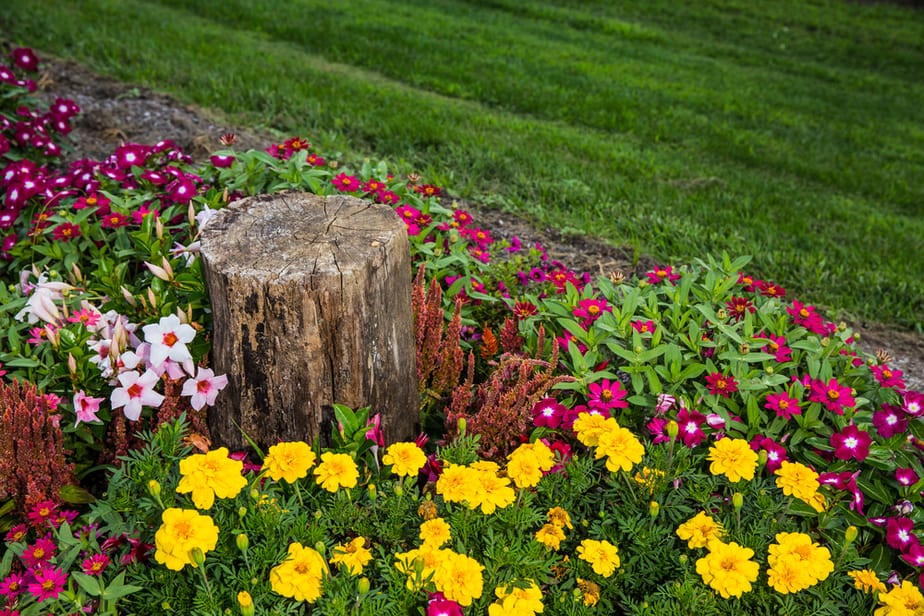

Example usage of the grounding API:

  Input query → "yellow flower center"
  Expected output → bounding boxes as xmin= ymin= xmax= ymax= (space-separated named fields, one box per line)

xmin=601 ymin=389 xmax=612 ymax=401
xmin=827 ymin=390 xmax=840 ymax=400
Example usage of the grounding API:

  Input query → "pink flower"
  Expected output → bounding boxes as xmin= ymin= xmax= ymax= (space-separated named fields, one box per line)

xmin=631 ymin=319 xmax=657 ymax=335
xmin=113 ymin=143 xmax=148 ymax=169
xmin=655 ymin=393 xmax=679 ymax=416
xmin=81 ymin=553 xmax=110 ymax=576
xmin=756 ymin=279 xmax=786 ymax=298
xmin=750 ymin=436 xmax=788 ymax=473
xmin=903 ymin=391 xmax=924 ymax=417
xmin=647 ymin=417 xmax=670 ymax=444
xmin=110 ymin=369 xmax=165 ymax=421
xmin=896 ymin=468 xmax=920 ymax=487
xmin=364 ymin=413 xmax=385 ymax=448
xmin=166 ymin=177 xmax=197 ymax=204
xmin=142 ymin=314 xmax=196 ymax=367
xmin=427 ymin=592 xmax=463 ymax=616
xmin=73 ymin=390 xmax=104 ymax=426
xmin=4 ymin=523 xmax=28 ymax=543
xmin=67 ymin=307 xmax=101 ymax=328
xmin=26 ymin=566 xmax=66 ymax=602
xmin=755 ymin=332 xmax=792 ymax=363
xmin=873 ymin=405 xmax=907 ymax=439
xmin=886 ymin=517 xmax=918 ymax=551
xmin=676 ymin=408 xmax=706 ymax=447
xmin=871 ymin=364 xmax=906 ymax=390
xmin=27 ymin=501 xmax=58 ymax=528
xmin=646 ymin=265 xmax=680 ymax=285
xmin=100 ymin=211 xmax=129 ymax=229
xmin=210 ymin=154 xmax=235 ymax=168
xmin=180 ymin=367 xmax=229 ymax=411
xmin=21 ymin=536 xmax=56 ymax=567
xmin=51 ymin=222 xmax=81 ymax=241
xmin=11 ymin=47 xmax=40 ymax=72
xmin=705 ymin=372 xmax=738 ymax=398
xmin=0 ymin=572 xmax=26 ymax=600
xmin=531 ymin=397 xmax=567 ymax=429
xmin=901 ymin=543 xmax=924 ymax=568
xmin=830 ymin=424 xmax=872 ymax=461
xmin=587 ymin=378 xmax=628 ymax=413
xmin=764 ymin=391 xmax=801 ymax=419
xmin=331 ymin=172 xmax=359 ymax=192
xmin=809 ymin=377 xmax=855 ymax=415
xmin=818 ymin=470 xmax=864 ymax=515
xmin=725 ymin=296 xmax=754 ymax=322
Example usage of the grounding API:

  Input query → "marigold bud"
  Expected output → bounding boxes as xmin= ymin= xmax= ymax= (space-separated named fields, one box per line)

xmin=758 ymin=450 xmax=768 ymax=466
xmin=236 ymin=533 xmax=249 ymax=553
xmin=732 ymin=492 xmax=744 ymax=511
xmin=666 ymin=420 xmax=679 ymax=442
xmin=649 ymin=501 xmax=660 ymax=519
xmin=189 ymin=547 xmax=205 ymax=568
xmin=357 ymin=577 xmax=371 ymax=594
xmin=418 ymin=499 xmax=438 ymax=520
xmin=845 ymin=525 xmax=858 ymax=544
xmin=457 ymin=417 xmax=467 ymax=435
xmin=237 ymin=591 xmax=254 ymax=616
xmin=147 ymin=479 xmax=161 ymax=499
xmin=314 ymin=541 xmax=326 ymax=556
xmin=368 ymin=483 xmax=377 ymax=501
xmin=238 ymin=506 xmax=248 ymax=518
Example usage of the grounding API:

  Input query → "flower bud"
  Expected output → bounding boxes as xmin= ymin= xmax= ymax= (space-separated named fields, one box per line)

xmin=189 ymin=547 xmax=205 ymax=568
xmin=666 ymin=420 xmax=679 ymax=442
xmin=147 ymin=287 xmax=158 ymax=309
xmin=155 ymin=216 xmax=164 ymax=240
xmin=250 ymin=489 xmax=260 ymax=501
xmin=457 ymin=417 xmax=467 ymax=436
xmin=739 ymin=343 xmax=749 ymax=355
xmin=314 ymin=541 xmax=326 ymax=556
xmin=845 ymin=525 xmax=858 ymax=544
xmin=68 ymin=353 xmax=77 ymax=377
xmin=367 ymin=483 xmax=377 ymax=501
xmin=634 ymin=346 xmax=643 ymax=354
xmin=716 ymin=308 xmax=728 ymax=320
xmin=238 ymin=506 xmax=248 ymax=518
xmin=765 ymin=366 xmax=774 ymax=375
xmin=237 ymin=591 xmax=254 ymax=616
xmin=147 ymin=479 xmax=161 ymax=499
xmin=395 ymin=483 xmax=404 ymax=496
xmin=649 ymin=501 xmax=660 ymax=519
xmin=357 ymin=577 xmax=371 ymax=594
xmin=732 ymin=492 xmax=744 ymax=511
xmin=758 ymin=449 xmax=768 ymax=466
xmin=820 ymin=337 xmax=829 ymax=347
xmin=236 ymin=533 xmax=249 ymax=553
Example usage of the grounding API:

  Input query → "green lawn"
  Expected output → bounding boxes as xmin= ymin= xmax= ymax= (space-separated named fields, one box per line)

xmin=3 ymin=0 xmax=923 ymax=328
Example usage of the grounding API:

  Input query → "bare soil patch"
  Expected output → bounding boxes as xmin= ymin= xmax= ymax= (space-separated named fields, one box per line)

xmin=30 ymin=54 xmax=924 ymax=392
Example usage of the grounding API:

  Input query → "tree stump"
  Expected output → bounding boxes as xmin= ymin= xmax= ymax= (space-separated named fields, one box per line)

xmin=199 ymin=192 xmax=419 ymax=452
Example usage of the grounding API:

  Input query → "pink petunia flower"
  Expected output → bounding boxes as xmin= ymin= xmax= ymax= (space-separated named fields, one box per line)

xmin=830 ymin=424 xmax=872 ymax=462
xmin=705 ymin=372 xmax=738 ymax=398
xmin=586 ymin=378 xmax=628 ymax=413
xmin=764 ymin=391 xmax=801 ymax=420
xmin=26 ymin=566 xmax=66 ymax=602
xmin=180 ymin=367 xmax=229 ymax=411
xmin=809 ymin=377 xmax=855 ymax=415
xmin=110 ymin=369 xmax=165 ymax=421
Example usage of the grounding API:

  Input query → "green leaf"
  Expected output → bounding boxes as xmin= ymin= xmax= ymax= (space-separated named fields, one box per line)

xmin=71 ymin=571 xmax=101 ymax=596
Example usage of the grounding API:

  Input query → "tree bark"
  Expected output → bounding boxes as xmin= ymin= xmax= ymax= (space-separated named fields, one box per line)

xmin=199 ymin=192 xmax=419 ymax=451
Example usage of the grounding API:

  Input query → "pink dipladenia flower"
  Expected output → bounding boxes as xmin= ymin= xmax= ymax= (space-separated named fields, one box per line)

xmin=705 ymin=372 xmax=738 ymax=398
xmin=871 ymin=364 xmax=906 ymax=390
xmin=110 ymin=369 xmax=165 ymax=421
xmin=180 ymin=367 xmax=229 ymax=411
xmin=873 ymin=405 xmax=907 ymax=439
xmin=809 ymin=377 xmax=855 ymax=415
xmin=587 ymin=378 xmax=628 ymax=413
xmin=830 ymin=424 xmax=872 ymax=462
xmin=73 ymin=390 xmax=104 ymax=426
xmin=765 ymin=391 xmax=801 ymax=419
xmin=142 ymin=314 xmax=196 ymax=367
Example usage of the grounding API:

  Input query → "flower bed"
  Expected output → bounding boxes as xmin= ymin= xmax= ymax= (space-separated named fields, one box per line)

xmin=1 ymin=47 xmax=924 ymax=615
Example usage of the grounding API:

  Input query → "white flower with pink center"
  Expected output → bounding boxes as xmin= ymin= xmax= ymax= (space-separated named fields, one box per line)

xmin=142 ymin=314 xmax=196 ymax=367
xmin=110 ymin=369 xmax=164 ymax=421
xmin=181 ymin=368 xmax=229 ymax=411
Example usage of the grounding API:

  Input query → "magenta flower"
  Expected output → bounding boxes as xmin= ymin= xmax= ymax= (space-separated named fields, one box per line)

xmin=180 ymin=367 xmax=229 ymax=411
xmin=587 ymin=378 xmax=628 ymax=413
xmin=808 ymin=377 xmax=855 ymax=415
xmin=631 ymin=319 xmax=657 ymax=335
xmin=73 ymin=390 xmax=104 ymax=427
xmin=757 ymin=279 xmax=786 ymax=298
xmin=787 ymin=300 xmax=821 ymax=328
xmin=873 ymin=405 xmax=908 ymax=439
xmin=676 ymin=408 xmax=707 ymax=447
xmin=901 ymin=543 xmax=924 ymax=568
xmin=210 ymin=154 xmax=235 ymax=168
xmin=26 ymin=566 xmax=66 ymax=602
xmin=655 ymin=393 xmax=679 ymax=416
xmin=427 ymin=592 xmax=463 ymax=616
xmin=67 ymin=307 xmax=102 ymax=328
xmin=705 ymin=372 xmax=738 ymax=398
xmin=646 ymin=417 xmax=670 ymax=444
xmin=755 ymin=332 xmax=792 ymax=363
xmin=331 ymin=172 xmax=360 ymax=192
xmin=646 ymin=265 xmax=681 ymax=285
xmin=81 ymin=553 xmax=111 ymax=576
xmin=818 ymin=470 xmax=864 ymax=514
xmin=110 ymin=368 xmax=165 ymax=421
xmin=166 ymin=177 xmax=197 ymax=204
xmin=11 ymin=47 xmax=40 ymax=72
xmin=904 ymin=391 xmax=924 ymax=417
xmin=751 ymin=436 xmax=788 ymax=473
xmin=100 ymin=211 xmax=129 ymax=229
xmin=896 ymin=468 xmax=920 ymax=487
xmin=4 ymin=523 xmax=27 ymax=543
xmin=871 ymin=364 xmax=906 ymax=390
xmin=27 ymin=500 xmax=58 ymax=527
xmin=531 ymin=397 xmax=567 ymax=429
xmin=886 ymin=517 xmax=918 ymax=551
xmin=21 ymin=536 xmax=56 ymax=567
xmin=50 ymin=509 xmax=78 ymax=528
xmin=830 ymin=424 xmax=872 ymax=461
xmin=51 ymin=222 xmax=81 ymax=241
xmin=764 ymin=391 xmax=801 ymax=419
xmin=113 ymin=143 xmax=148 ymax=169
xmin=725 ymin=296 xmax=754 ymax=322
xmin=0 ymin=572 xmax=26 ymax=600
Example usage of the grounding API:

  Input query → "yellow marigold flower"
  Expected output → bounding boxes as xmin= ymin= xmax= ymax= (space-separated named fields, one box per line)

xmin=634 ymin=466 xmax=665 ymax=493
xmin=506 ymin=441 xmax=555 ymax=489
xmin=535 ymin=523 xmax=566 ymax=551
xmin=330 ymin=537 xmax=373 ymax=575
xmin=176 ymin=447 xmax=247 ymax=509
xmin=269 ymin=542 xmax=328 ymax=603
xmin=875 ymin=580 xmax=924 ymax=616
xmin=573 ymin=412 xmax=617 ymax=447
xmin=394 ymin=544 xmax=446 ymax=591
xmin=774 ymin=461 xmax=825 ymax=511
xmin=262 ymin=441 xmax=316 ymax=483
xmin=382 ymin=442 xmax=427 ymax=477
xmin=432 ymin=550 xmax=484 ymax=606
xmin=767 ymin=532 xmax=833 ymax=588
xmin=470 ymin=465 xmax=515 ymax=514
xmin=153 ymin=508 xmax=219 ymax=571
xmin=420 ymin=518 xmax=452 ymax=548
xmin=595 ymin=424 xmax=645 ymax=472
xmin=436 ymin=463 xmax=481 ymax=505
xmin=488 ymin=580 xmax=544 ymax=616
xmin=766 ymin=555 xmax=814 ymax=594
xmin=313 ymin=452 xmax=359 ymax=492
xmin=547 ymin=506 xmax=573 ymax=530
xmin=707 ymin=438 xmax=758 ymax=483
xmin=849 ymin=569 xmax=887 ymax=594
xmin=418 ymin=498 xmax=438 ymax=520
xmin=577 ymin=538 xmax=620 ymax=577
xmin=676 ymin=511 xmax=724 ymax=549
xmin=237 ymin=590 xmax=254 ymax=616
xmin=695 ymin=541 xmax=759 ymax=599
xmin=577 ymin=578 xmax=600 ymax=606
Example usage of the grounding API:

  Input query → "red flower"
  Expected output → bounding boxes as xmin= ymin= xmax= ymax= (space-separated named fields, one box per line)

xmin=100 ymin=212 xmax=129 ymax=229
xmin=331 ymin=172 xmax=359 ymax=193
xmin=764 ymin=391 xmax=801 ymax=419
xmin=705 ymin=372 xmax=738 ymax=398
xmin=830 ymin=424 xmax=871 ymax=461
xmin=51 ymin=222 xmax=80 ymax=241
xmin=676 ymin=408 xmax=707 ymax=447
xmin=11 ymin=47 xmax=40 ymax=72
xmin=757 ymin=279 xmax=786 ymax=298
xmin=27 ymin=500 xmax=58 ymax=527
xmin=414 ymin=183 xmax=442 ymax=198
xmin=725 ymin=296 xmax=754 ymax=322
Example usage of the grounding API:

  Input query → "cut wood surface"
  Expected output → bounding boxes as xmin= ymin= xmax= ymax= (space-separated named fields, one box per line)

xmin=200 ymin=192 xmax=419 ymax=451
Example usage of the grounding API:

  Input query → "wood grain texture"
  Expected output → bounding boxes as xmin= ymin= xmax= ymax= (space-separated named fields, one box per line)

xmin=200 ymin=192 xmax=418 ymax=451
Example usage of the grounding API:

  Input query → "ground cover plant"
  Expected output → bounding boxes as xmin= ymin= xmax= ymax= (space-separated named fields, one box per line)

xmin=2 ymin=46 xmax=924 ymax=616
xmin=1 ymin=0 xmax=923 ymax=330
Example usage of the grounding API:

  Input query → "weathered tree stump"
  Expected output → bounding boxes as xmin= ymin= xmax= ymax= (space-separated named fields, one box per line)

xmin=199 ymin=192 xmax=419 ymax=451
